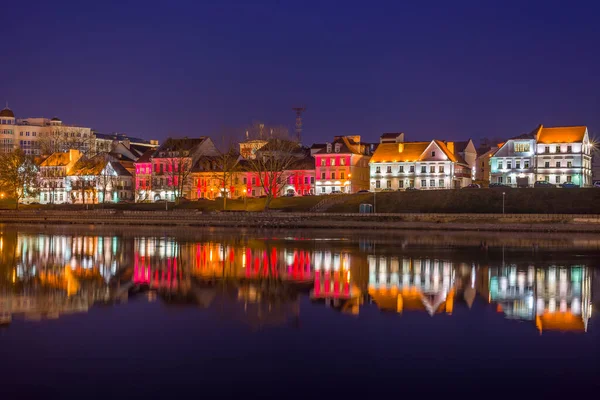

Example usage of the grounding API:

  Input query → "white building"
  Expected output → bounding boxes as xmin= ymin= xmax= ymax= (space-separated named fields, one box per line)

xmin=369 ymin=135 xmax=473 ymax=190
xmin=534 ymin=126 xmax=593 ymax=187
xmin=39 ymin=149 xmax=83 ymax=204
xmin=490 ymin=125 xmax=593 ymax=187
xmin=0 ymin=106 xmax=93 ymax=155
xmin=490 ymin=133 xmax=536 ymax=187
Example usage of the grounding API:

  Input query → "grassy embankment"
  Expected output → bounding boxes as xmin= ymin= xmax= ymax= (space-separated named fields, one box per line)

xmin=1 ymin=188 xmax=599 ymax=214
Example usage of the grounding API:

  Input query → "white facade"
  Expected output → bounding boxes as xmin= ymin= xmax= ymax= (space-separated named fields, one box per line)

xmin=490 ymin=138 xmax=536 ymax=187
xmin=0 ymin=107 xmax=92 ymax=155
xmin=369 ymin=140 xmax=472 ymax=191
xmin=535 ymin=138 xmax=592 ymax=187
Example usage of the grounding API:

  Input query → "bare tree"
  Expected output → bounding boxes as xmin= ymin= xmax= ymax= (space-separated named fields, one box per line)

xmin=245 ymin=131 xmax=302 ymax=210
xmin=39 ymin=126 xmax=95 ymax=156
xmin=210 ymin=141 xmax=241 ymax=210
xmin=0 ymin=149 xmax=39 ymax=210
xmin=97 ymin=161 xmax=119 ymax=204
xmin=160 ymin=139 xmax=195 ymax=204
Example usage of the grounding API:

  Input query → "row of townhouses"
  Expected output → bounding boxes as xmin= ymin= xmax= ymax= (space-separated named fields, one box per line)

xmin=3 ymin=105 xmax=598 ymax=204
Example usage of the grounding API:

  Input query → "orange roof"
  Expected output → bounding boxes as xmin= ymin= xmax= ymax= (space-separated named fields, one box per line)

xmin=536 ymin=126 xmax=587 ymax=144
xmin=40 ymin=152 xmax=71 ymax=167
xmin=369 ymin=142 xmax=429 ymax=163
xmin=433 ymin=140 xmax=458 ymax=163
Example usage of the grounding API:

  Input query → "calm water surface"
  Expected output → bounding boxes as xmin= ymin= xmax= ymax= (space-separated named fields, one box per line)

xmin=1 ymin=225 xmax=599 ymax=398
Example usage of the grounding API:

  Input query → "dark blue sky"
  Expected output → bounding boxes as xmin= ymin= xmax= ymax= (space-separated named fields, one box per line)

xmin=2 ymin=0 xmax=599 ymax=145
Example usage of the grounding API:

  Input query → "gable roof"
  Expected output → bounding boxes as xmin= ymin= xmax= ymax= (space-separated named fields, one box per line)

xmin=454 ymin=140 xmax=474 ymax=154
xmin=135 ymin=148 xmax=156 ymax=163
xmin=370 ymin=142 xmax=429 ymax=163
xmin=70 ymin=157 xmax=108 ymax=176
xmin=537 ymin=125 xmax=587 ymax=144
xmin=111 ymin=161 xmax=132 ymax=177
xmin=40 ymin=152 xmax=71 ymax=167
xmin=433 ymin=140 xmax=458 ymax=163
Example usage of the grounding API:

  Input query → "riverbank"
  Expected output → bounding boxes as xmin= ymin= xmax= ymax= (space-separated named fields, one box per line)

xmin=2 ymin=210 xmax=600 ymax=233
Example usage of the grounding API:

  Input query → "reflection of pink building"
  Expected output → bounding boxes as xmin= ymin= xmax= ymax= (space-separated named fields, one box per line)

xmin=312 ymin=136 xmax=373 ymax=194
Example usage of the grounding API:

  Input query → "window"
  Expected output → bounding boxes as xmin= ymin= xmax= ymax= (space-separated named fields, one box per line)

xmin=556 ymin=161 xmax=561 ymax=168
xmin=376 ymin=166 xmax=381 ymax=173
xmin=421 ymin=166 xmax=426 ymax=173
xmin=498 ymin=177 xmax=503 ymax=183
xmin=524 ymin=160 xmax=529 ymax=168
xmin=19 ymin=132 xmax=23 ymax=136
xmin=341 ymin=172 xmax=345 ymax=180
xmin=439 ymin=166 xmax=444 ymax=173
xmin=516 ymin=161 xmax=520 ymax=169
xmin=321 ymin=159 xmax=325 ymax=166
xmin=421 ymin=179 xmax=426 ymax=187
xmin=507 ymin=161 xmax=512 ymax=169
xmin=243 ymin=177 xmax=247 ymax=184
xmin=514 ymin=142 xmax=530 ymax=152
xmin=555 ymin=145 xmax=560 ymax=153
xmin=567 ymin=145 xmax=572 ymax=153
xmin=439 ymin=179 xmax=444 ymax=187
xmin=507 ymin=176 xmax=512 ymax=184
xmin=32 ymin=132 xmax=36 ymax=137
xmin=430 ymin=166 xmax=435 ymax=173
xmin=567 ymin=161 xmax=572 ymax=168
xmin=252 ymin=177 xmax=256 ymax=185
xmin=409 ymin=166 xmax=415 ymax=172
xmin=376 ymin=180 xmax=381 ymax=189
xmin=430 ymin=179 xmax=435 ymax=187
xmin=335 ymin=143 xmax=341 ymax=153
xmin=555 ymin=176 xmax=560 ymax=184
xmin=399 ymin=165 xmax=404 ymax=173
xmin=386 ymin=180 xmax=391 ymax=189
xmin=545 ymin=146 xmax=550 ymax=153
xmin=331 ymin=172 xmax=335 ymax=179
xmin=340 ymin=158 xmax=346 ymax=166
xmin=431 ymin=151 xmax=436 ymax=157
xmin=331 ymin=159 xmax=336 ymax=167
xmin=386 ymin=166 xmax=392 ymax=173
xmin=44 ymin=193 xmax=47 ymax=201
xmin=544 ymin=162 xmax=550 ymax=168
xmin=544 ymin=176 xmax=549 ymax=182
xmin=498 ymin=161 xmax=503 ymax=169
xmin=26 ymin=132 xmax=30 ymax=136
xmin=304 ymin=177 xmax=309 ymax=184
xmin=311 ymin=177 xmax=315 ymax=184
xmin=326 ymin=144 xmax=332 ymax=153
xmin=252 ymin=189 xmax=256 ymax=196
xmin=321 ymin=172 xmax=325 ymax=179
xmin=567 ymin=176 xmax=572 ymax=182
xmin=399 ymin=181 xmax=404 ymax=188
xmin=321 ymin=187 xmax=325 ymax=193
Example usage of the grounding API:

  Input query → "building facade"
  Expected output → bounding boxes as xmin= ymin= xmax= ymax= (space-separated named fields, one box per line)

xmin=369 ymin=135 xmax=473 ymax=190
xmin=490 ymin=125 xmax=593 ymax=187
xmin=313 ymin=136 xmax=373 ymax=194
xmin=0 ymin=107 xmax=93 ymax=156
xmin=474 ymin=146 xmax=498 ymax=185
xmin=38 ymin=150 xmax=83 ymax=204
xmin=534 ymin=126 xmax=593 ymax=187
xmin=490 ymin=135 xmax=536 ymax=187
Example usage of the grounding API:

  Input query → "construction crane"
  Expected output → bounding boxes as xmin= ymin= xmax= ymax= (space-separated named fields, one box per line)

xmin=292 ymin=106 xmax=306 ymax=143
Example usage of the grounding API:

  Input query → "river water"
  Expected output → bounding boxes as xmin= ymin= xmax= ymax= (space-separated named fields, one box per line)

xmin=1 ymin=225 xmax=599 ymax=398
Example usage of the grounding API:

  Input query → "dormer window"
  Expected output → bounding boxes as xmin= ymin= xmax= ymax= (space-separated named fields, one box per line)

xmin=334 ymin=143 xmax=341 ymax=153
xmin=326 ymin=143 xmax=332 ymax=153
xmin=431 ymin=151 xmax=436 ymax=157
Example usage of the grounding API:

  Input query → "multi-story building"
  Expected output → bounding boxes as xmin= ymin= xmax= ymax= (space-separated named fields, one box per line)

xmin=313 ymin=135 xmax=373 ymax=194
xmin=190 ymin=156 xmax=246 ymax=200
xmin=490 ymin=125 xmax=593 ymax=187
xmin=94 ymin=132 xmax=158 ymax=155
xmin=0 ymin=106 xmax=93 ymax=156
xmin=489 ymin=132 xmax=536 ymax=187
xmin=149 ymin=137 xmax=218 ymax=202
xmin=67 ymin=155 xmax=133 ymax=204
xmin=475 ymin=145 xmax=499 ymax=185
xmin=534 ymin=125 xmax=593 ymax=187
xmin=281 ymin=156 xmax=316 ymax=196
xmin=369 ymin=134 xmax=473 ymax=190
xmin=134 ymin=148 xmax=155 ymax=202
xmin=39 ymin=149 xmax=83 ymax=204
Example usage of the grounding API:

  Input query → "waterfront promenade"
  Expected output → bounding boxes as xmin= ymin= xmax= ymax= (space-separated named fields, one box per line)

xmin=1 ymin=210 xmax=600 ymax=233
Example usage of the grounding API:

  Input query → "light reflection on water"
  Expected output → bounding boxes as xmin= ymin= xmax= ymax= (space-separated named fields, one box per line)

xmin=0 ymin=225 xmax=598 ymax=335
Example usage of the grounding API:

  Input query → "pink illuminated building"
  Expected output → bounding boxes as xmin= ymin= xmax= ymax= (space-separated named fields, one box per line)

xmin=312 ymin=136 xmax=374 ymax=194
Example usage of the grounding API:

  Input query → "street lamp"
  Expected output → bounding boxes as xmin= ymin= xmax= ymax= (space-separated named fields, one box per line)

xmin=502 ymin=192 xmax=506 ymax=215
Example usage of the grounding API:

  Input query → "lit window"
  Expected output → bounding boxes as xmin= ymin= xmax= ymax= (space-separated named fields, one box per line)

xmin=555 ymin=176 xmax=560 ymax=183
xmin=556 ymin=161 xmax=561 ymax=168
xmin=430 ymin=179 xmax=435 ymax=187
xmin=421 ymin=166 xmax=426 ymax=173
xmin=399 ymin=165 xmax=404 ymax=173
xmin=567 ymin=161 xmax=572 ymax=168
xmin=439 ymin=166 xmax=444 ymax=173
xmin=376 ymin=166 xmax=381 ymax=173
xmin=376 ymin=180 xmax=380 ymax=189
xmin=421 ymin=179 xmax=426 ymax=187
xmin=439 ymin=179 xmax=444 ymax=187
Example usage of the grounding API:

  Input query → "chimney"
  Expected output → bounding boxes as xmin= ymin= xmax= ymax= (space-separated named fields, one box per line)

xmin=69 ymin=149 xmax=81 ymax=161
xmin=395 ymin=133 xmax=405 ymax=143
xmin=446 ymin=141 xmax=455 ymax=154
xmin=398 ymin=143 xmax=404 ymax=153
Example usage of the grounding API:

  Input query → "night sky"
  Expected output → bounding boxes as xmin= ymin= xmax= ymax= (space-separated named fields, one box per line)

xmin=2 ymin=0 xmax=599 ymax=145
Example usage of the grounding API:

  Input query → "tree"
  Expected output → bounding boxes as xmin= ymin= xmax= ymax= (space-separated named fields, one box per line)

xmin=0 ymin=149 xmax=39 ymax=210
xmin=38 ymin=125 xmax=95 ymax=156
xmin=244 ymin=129 xmax=302 ymax=210
xmin=210 ymin=141 xmax=240 ymax=210
xmin=161 ymin=139 xmax=195 ymax=204
xmin=97 ymin=161 xmax=119 ymax=204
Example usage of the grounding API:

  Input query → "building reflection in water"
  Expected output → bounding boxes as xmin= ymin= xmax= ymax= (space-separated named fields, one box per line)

xmin=0 ymin=229 xmax=595 ymax=334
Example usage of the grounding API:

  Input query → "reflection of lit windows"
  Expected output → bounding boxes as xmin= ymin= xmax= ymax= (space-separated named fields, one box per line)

xmin=536 ymin=298 xmax=545 ymax=315
xmin=571 ymin=298 xmax=581 ymax=315
xmin=548 ymin=298 xmax=556 ymax=313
